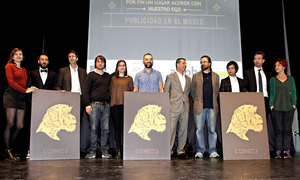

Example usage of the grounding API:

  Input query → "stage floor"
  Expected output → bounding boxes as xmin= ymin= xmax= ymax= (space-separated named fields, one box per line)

xmin=1 ymin=154 xmax=300 ymax=179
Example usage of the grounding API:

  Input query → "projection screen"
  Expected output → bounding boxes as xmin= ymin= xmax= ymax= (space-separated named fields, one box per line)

xmin=87 ymin=0 xmax=243 ymax=80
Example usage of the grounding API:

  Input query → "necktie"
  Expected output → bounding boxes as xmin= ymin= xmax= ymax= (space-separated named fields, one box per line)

xmin=258 ymin=69 xmax=263 ymax=92
xmin=41 ymin=69 xmax=48 ymax=73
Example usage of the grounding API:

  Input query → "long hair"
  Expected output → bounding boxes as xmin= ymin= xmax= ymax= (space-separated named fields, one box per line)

xmin=6 ymin=48 xmax=24 ymax=68
xmin=115 ymin=60 xmax=128 ymax=77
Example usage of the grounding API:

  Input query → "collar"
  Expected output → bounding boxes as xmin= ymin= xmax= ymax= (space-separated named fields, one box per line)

xmin=69 ymin=64 xmax=78 ymax=71
xmin=176 ymin=71 xmax=185 ymax=77
xmin=39 ymin=67 xmax=48 ymax=71
xmin=143 ymin=68 xmax=153 ymax=74
xmin=229 ymin=76 xmax=237 ymax=80
xmin=94 ymin=70 xmax=104 ymax=75
xmin=254 ymin=66 xmax=263 ymax=72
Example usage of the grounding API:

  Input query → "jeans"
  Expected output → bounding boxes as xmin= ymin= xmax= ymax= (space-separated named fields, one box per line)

xmin=194 ymin=108 xmax=217 ymax=154
xmin=89 ymin=103 xmax=110 ymax=154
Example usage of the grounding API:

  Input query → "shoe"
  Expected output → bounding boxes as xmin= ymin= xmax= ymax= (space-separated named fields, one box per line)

xmin=85 ymin=152 xmax=96 ymax=159
xmin=177 ymin=153 xmax=187 ymax=159
xmin=275 ymin=150 xmax=282 ymax=159
xmin=195 ymin=152 xmax=203 ymax=158
xmin=102 ymin=153 xmax=112 ymax=159
xmin=115 ymin=151 xmax=121 ymax=159
xmin=26 ymin=150 xmax=30 ymax=159
xmin=209 ymin=152 xmax=220 ymax=158
xmin=5 ymin=149 xmax=20 ymax=160
xmin=284 ymin=150 xmax=292 ymax=159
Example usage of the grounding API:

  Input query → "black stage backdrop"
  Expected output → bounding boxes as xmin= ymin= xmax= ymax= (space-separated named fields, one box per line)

xmin=0 ymin=0 xmax=298 ymax=155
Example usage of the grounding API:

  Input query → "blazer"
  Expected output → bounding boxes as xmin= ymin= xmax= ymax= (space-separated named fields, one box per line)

xmin=244 ymin=68 xmax=270 ymax=94
xmin=219 ymin=76 xmax=247 ymax=92
xmin=191 ymin=71 xmax=219 ymax=115
xmin=56 ymin=66 xmax=87 ymax=91
xmin=164 ymin=72 xmax=191 ymax=113
xmin=28 ymin=69 xmax=57 ymax=90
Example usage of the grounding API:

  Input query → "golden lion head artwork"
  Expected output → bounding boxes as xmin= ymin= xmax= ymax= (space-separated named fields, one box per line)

xmin=128 ymin=104 xmax=166 ymax=141
xmin=226 ymin=104 xmax=263 ymax=141
xmin=36 ymin=104 xmax=76 ymax=141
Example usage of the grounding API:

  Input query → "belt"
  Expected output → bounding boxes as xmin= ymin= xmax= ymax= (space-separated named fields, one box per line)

xmin=91 ymin=101 xmax=109 ymax=105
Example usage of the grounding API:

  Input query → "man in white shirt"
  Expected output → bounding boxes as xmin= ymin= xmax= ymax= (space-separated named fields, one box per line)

xmin=220 ymin=61 xmax=246 ymax=92
xmin=164 ymin=58 xmax=191 ymax=159
xmin=56 ymin=50 xmax=87 ymax=93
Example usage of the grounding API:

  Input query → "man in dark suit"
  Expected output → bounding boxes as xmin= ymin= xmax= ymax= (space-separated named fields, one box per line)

xmin=220 ymin=61 xmax=246 ymax=92
xmin=56 ymin=50 xmax=87 ymax=93
xmin=244 ymin=51 xmax=275 ymax=153
xmin=164 ymin=58 xmax=191 ymax=158
xmin=56 ymin=50 xmax=88 ymax=155
xmin=244 ymin=51 xmax=270 ymax=107
xmin=28 ymin=54 xmax=57 ymax=90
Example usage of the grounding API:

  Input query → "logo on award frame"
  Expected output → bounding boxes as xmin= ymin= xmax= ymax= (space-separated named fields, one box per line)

xmin=226 ymin=104 xmax=263 ymax=141
xmin=36 ymin=104 xmax=77 ymax=141
xmin=128 ymin=104 xmax=166 ymax=141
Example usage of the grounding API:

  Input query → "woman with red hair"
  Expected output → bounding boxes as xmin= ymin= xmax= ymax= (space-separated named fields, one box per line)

xmin=3 ymin=48 xmax=37 ymax=160
xmin=269 ymin=58 xmax=297 ymax=159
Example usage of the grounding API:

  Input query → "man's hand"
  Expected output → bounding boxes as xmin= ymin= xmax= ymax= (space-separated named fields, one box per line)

xmin=86 ymin=105 xmax=92 ymax=115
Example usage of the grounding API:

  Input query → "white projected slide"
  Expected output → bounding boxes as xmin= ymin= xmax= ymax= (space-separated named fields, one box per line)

xmin=87 ymin=0 xmax=243 ymax=80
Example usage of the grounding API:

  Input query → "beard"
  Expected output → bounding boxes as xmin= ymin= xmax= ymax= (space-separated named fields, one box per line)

xmin=144 ymin=62 xmax=153 ymax=68
xmin=39 ymin=63 xmax=48 ymax=69
xmin=201 ymin=65 xmax=209 ymax=70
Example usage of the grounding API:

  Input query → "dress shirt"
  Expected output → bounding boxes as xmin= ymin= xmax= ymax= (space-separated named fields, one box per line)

xmin=176 ymin=71 xmax=186 ymax=91
xmin=134 ymin=68 xmax=163 ymax=92
xmin=70 ymin=65 xmax=81 ymax=94
xmin=39 ymin=67 xmax=48 ymax=85
xmin=229 ymin=76 xmax=240 ymax=92
xmin=254 ymin=66 xmax=268 ymax=97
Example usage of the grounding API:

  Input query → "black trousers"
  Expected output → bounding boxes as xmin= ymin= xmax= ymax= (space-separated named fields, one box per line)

xmin=110 ymin=105 xmax=124 ymax=152
xmin=271 ymin=108 xmax=295 ymax=151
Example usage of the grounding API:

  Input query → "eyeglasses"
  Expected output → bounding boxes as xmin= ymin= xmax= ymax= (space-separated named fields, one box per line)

xmin=68 ymin=55 xmax=76 ymax=58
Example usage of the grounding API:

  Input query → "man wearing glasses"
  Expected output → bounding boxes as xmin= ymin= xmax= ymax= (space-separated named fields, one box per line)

xmin=191 ymin=55 xmax=220 ymax=158
xmin=133 ymin=53 xmax=164 ymax=93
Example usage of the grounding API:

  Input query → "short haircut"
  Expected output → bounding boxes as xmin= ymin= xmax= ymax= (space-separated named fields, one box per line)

xmin=68 ymin=50 xmax=78 ymax=58
xmin=254 ymin=51 xmax=265 ymax=59
xmin=94 ymin=55 xmax=106 ymax=68
xmin=39 ymin=53 xmax=48 ymax=59
xmin=226 ymin=61 xmax=239 ymax=73
xmin=274 ymin=58 xmax=288 ymax=70
xmin=200 ymin=55 xmax=212 ymax=70
xmin=175 ymin=58 xmax=186 ymax=68
xmin=143 ymin=53 xmax=153 ymax=60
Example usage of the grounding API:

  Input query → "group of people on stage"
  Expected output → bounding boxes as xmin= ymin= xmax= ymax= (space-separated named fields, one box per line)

xmin=3 ymin=48 xmax=297 ymax=160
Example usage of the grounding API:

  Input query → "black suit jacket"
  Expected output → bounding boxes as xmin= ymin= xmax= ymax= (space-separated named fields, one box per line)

xmin=56 ymin=66 xmax=87 ymax=91
xmin=28 ymin=69 xmax=57 ymax=90
xmin=219 ymin=76 xmax=247 ymax=92
xmin=244 ymin=68 xmax=270 ymax=94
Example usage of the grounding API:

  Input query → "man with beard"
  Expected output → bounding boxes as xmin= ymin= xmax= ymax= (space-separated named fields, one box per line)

xmin=133 ymin=53 xmax=164 ymax=92
xmin=26 ymin=53 xmax=57 ymax=159
xmin=191 ymin=55 xmax=220 ymax=158
xmin=28 ymin=54 xmax=57 ymax=90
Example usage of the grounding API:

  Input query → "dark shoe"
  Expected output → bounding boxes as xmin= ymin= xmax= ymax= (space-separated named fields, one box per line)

xmin=177 ymin=153 xmax=187 ymax=159
xmin=115 ymin=151 xmax=121 ymax=159
xmin=284 ymin=150 xmax=292 ymax=159
xmin=275 ymin=150 xmax=282 ymax=159
xmin=5 ymin=149 xmax=20 ymax=160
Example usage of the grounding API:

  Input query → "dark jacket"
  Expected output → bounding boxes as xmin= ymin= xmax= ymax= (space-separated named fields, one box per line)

xmin=56 ymin=66 xmax=87 ymax=91
xmin=219 ymin=76 xmax=247 ymax=92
